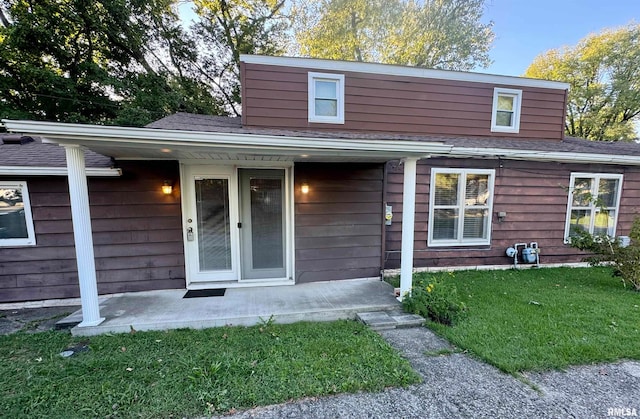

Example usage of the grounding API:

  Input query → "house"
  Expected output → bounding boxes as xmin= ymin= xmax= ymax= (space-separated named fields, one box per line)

xmin=2 ymin=55 xmax=640 ymax=327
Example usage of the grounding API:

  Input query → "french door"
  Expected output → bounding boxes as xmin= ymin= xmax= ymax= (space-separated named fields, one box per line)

xmin=182 ymin=165 xmax=289 ymax=285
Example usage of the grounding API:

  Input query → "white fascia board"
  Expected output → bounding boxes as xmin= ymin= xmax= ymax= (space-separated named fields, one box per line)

xmin=447 ymin=147 xmax=640 ymax=166
xmin=0 ymin=166 xmax=122 ymax=176
xmin=2 ymin=119 xmax=452 ymax=156
xmin=240 ymin=55 xmax=570 ymax=90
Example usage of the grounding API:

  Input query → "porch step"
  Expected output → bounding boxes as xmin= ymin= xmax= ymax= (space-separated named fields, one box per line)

xmin=356 ymin=310 xmax=425 ymax=331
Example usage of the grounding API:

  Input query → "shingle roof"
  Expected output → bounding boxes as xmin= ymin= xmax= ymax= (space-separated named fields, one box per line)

xmin=147 ymin=113 xmax=640 ymax=158
xmin=0 ymin=136 xmax=113 ymax=168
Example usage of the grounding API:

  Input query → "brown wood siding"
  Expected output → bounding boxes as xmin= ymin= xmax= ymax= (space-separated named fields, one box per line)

xmin=384 ymin=158 xmax=639 ymax=270
xmin=242 ymin=63 xmax=566 ymax=140
xmin=294 ymin=163 xmax=383 ymax=283
xmin=0 ymin=161 xmax=185 ymax=303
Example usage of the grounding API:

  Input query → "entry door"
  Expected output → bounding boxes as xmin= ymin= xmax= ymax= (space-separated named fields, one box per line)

xmin=238 ymin=169 xmax=286 ymax=280
xmin=183 ymin=166 xmax=239 ymax=283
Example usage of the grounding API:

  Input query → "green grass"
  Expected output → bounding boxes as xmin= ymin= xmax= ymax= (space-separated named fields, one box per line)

xmin=0 ymin=320 xmax=419 ymax=418
xmin=420 ymin=267 xmax=640 ymax=373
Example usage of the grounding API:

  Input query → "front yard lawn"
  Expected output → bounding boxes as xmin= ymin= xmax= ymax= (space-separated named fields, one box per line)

xmin=424 ymin=267 xmax=640 ymax=373
xmin=0 ymin=320 xmax=419 ymax=418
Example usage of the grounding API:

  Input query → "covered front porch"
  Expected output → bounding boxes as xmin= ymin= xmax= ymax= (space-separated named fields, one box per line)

xmin=62 ymin=278 xmax=400 ymax=336
xmin=4 ymin=118 xmax=452 ymax=330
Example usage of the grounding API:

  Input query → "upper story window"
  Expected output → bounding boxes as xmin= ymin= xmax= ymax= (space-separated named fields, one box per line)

xmin=491 ymin=87 xmax=522 ymax=133
xmin=0 ymin=181 xmax=36 ymax=247
xmin=308 ymin=72 xmax=345 ymax=124
xmin=565 ymin=173 xmax=623 ymax=241
xmin=428 ymin=168 xmax=495 ymax=247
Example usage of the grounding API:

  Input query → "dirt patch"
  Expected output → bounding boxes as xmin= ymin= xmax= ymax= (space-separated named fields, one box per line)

xmin=0 ymin=306 xmax=79 ymax=334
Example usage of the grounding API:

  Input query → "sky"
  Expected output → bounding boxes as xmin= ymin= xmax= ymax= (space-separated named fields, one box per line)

xmin=178 ymin=0 xmax=640 ymax=77
xmin=482 ymin=0 xmax=640 ymax=76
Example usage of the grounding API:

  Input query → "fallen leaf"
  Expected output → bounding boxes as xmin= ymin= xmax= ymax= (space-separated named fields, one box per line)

xmin=222 ymin=333 xmax=228 ymax=340
xmin=121 ymin=347 xmax=126 ymax=352
xmin=35 ymin=357 xmax=42 ymax=362
xmin=126 ymin=367 xmax=133 ymax=372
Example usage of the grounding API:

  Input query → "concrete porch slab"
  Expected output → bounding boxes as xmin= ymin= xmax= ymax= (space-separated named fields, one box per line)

xmin=64 ymin=278 xmax=400 ymax=336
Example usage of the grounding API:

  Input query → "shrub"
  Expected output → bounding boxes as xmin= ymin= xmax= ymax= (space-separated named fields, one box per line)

xmin=402 ymin=273 xmax=467 ymax=325
xmin=569 ymin=216 xmax=640 ymax=291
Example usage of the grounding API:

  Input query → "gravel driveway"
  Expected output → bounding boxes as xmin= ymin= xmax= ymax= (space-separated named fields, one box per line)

xmin=221 ymin=327 xmax=640 ymax=419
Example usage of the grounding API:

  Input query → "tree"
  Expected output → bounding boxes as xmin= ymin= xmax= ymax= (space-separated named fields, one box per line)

xmin=190 ymin=0 xmax=288 ymax=116
xmin=289 ymin=0 xmax=494 ymax=71
xmin=525 ymin=25 xmax=640 ymax=141
xmin=0 ymin=0 xmax=225 ymax=126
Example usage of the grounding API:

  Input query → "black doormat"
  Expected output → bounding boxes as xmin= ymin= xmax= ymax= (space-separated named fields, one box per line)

xmin=184 ymin=288 xmax=226 ymax=298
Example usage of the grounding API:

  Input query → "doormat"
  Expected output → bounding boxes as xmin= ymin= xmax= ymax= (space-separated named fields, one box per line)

xmin=184 ymin=288 xmax=226 ymax=298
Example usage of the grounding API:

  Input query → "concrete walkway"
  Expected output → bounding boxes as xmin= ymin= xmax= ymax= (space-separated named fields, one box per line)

xmin=62 ymin=278 xmax=400 ymax=336
xmin=221 ymin=327 xmax=640 ymax=418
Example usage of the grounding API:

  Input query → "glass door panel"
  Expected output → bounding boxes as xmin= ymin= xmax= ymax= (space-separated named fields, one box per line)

xmin=239 ymin=169 xmax=286 ymax=280
xmin=195 ymin=178 xmax=232 ymax=271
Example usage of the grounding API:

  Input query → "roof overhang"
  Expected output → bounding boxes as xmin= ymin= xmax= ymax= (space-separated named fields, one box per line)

xmin=0 ymin=166 xmax=121 ymax=176
xmin=4 ymin=119 xmax=640 ymax=166
xmin=445 ymin=146 xmax=640 ymax=166
xmin=241 ymin=55 xmax=571 ymax=90
xmin=2 ymin=120 xmax=451 ymax=162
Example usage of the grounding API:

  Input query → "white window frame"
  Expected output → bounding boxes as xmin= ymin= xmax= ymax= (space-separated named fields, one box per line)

xmin=0 ymin=180 xmax=36 ymax=247
xmin=564 ymin=173 xmax=623 ymax=242
xmin=428 ymin=168 xmax=495 ymax=247
xmin=491 ymin=87 xmax=522 ymax=133
xmin=308 ymin=72 xmax=345 ymax=124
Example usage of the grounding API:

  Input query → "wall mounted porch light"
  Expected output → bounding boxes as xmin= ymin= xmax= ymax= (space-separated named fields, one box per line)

xmin=300 ymin=182 xmax=310 ymax=194
xmin=162 ymin=180 xmax=173 ymax=195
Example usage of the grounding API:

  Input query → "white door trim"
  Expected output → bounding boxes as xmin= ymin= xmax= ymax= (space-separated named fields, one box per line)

xmin=180 ymin=162 xmax=295 ymax=288
xmin=180 ymin=164 xmax=240 ymax=285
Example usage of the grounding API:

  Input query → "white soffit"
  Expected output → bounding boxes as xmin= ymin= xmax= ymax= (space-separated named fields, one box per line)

xmin=446 ymin=147 xmax=640 ymax=166
xmin=2 ymin=119 xmax=451 ymax=159
xmin=240 ymin=55 xmax=570 ymax=90
xmin=0 ymin=166 xmax=121 ymax=176
xmin=4 ymin=120 xmax=640 ymax=166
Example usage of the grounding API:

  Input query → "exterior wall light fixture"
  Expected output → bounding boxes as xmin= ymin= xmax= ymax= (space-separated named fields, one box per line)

xmin=162 ymin=180 xmax=173 ymax=195
xmin=300 ymin=182 xmax=310 ymax=194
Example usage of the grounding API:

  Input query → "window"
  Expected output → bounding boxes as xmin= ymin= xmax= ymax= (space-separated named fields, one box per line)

xmin=428 ymin=168 xmax=495 ymax=246
xmin=564 ymin=173 xmax=623 ymax=241
xmin=308 ymin=72 xmax=345 ymax=124
xmin=491 ymin=87 xmax=522 ymax=133
xmin=0 ymin=181 xmax=36 ymax=246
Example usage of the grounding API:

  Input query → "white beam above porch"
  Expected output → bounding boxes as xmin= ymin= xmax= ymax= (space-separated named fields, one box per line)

xmin=2 ymin=119 xmax=449 ymax=162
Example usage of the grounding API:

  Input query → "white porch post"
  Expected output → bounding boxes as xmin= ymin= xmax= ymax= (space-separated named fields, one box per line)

xmin=399 ymin=157 xmax=418 ymax=301
xmin=64 ymin=144 xmax=104 ymax=327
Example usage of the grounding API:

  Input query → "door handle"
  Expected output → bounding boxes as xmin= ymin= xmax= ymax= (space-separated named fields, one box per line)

xmin=237 ymin=222 xmax=242 ymax=228
xmin=186 ymin=227 xmax=194 ymax=241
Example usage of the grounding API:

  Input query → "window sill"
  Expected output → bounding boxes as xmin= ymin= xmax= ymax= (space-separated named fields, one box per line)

xmin=427 ymin=241 xmax=491 ymax=248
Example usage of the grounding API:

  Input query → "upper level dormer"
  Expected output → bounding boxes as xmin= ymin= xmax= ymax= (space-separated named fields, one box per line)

xmin=240 ymin=55 xmax=569 ymax=141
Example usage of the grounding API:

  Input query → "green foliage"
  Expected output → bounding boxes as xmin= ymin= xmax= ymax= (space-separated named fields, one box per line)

xmin=0 ymin=321 xmax=419 ymax=417
xmin=427 ymin=267 xmax=640 ymax=373
xmin=0 ymin=0 xmax=286 ymax=125
xmin=290 ymin=0 xmax=494 ymax=70
xmin=402 ymin=272 xmax=467 ymax=325
xmin=525 ymin=24 xmax=640 ymax=141
xmin=569 ymin=217 xmax=640 ymax=291
xmin=191 ymin=0 xmax=288 ymax=116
